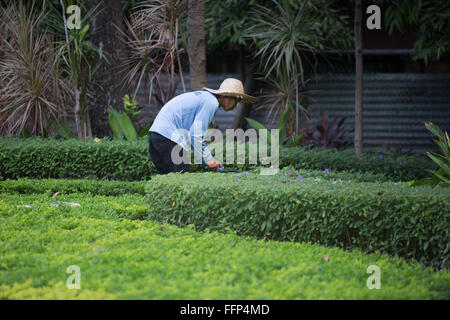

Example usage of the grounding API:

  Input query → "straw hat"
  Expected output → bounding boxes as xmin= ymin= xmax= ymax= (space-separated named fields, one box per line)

xmin=203 ymin=78 xmax=258 ymax=103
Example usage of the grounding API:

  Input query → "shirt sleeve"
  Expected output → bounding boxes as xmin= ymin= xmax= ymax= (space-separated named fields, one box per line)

xmin=189 ymin=99 xmax=217 ymax=163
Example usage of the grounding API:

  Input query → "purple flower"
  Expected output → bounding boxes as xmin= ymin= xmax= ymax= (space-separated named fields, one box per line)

xmin=300 ymin=175 xmax=304 ymax=179
xmin=394 ymin=183 xmax=398 ymax=186
xmin=282 ymin=175 xmax=286 ymax=178
xmin=287 ymin=170 xmax=291 ymax=175
xmin=296 ymin=169 xmax=299 ymax=176
xmin=235 ymin=177 xmax=239 ymax=181
xmin=323 ymin=169 xmax=330 ymax=174
xmin=224 ymin=178 xmax=226 ymax=181
xmin=403 ymin=160 xmax=407 ymax=165
xmin=299 ymin=178 xmax=304 ymax=183
xmin=379 ymin=154 xmax=383 ymax=159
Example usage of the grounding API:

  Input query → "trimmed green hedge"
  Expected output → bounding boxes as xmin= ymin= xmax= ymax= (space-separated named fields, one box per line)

xmin=0 ymin=178 xmax=146 ymax=196
xmin=1 ymin=192 xmax=449 ymax=299
xmin=0 ymin=169 xmax=388 ymax=197
xmin=146 ymin=172 xmax=450 ymax=269
xmin=279 ymin=147 xmax=435 ymax=181
xmin=0 ymin=137 xmax=156 ymax=181
xmin=0 ymin=137 xmax=436 ymax=181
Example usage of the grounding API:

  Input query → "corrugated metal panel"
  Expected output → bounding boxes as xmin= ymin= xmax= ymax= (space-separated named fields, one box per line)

xmin=306 ymin=73 xmax=450 ymax=154
xmin=247 ymin=73 xmax=450 ymax=154
xmin=134 ymin=73 xmax=240 ymax=132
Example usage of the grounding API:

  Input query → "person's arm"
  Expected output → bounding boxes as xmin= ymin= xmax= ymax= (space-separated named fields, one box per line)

xmin=188 ymin=100 xmax=218 ymax=164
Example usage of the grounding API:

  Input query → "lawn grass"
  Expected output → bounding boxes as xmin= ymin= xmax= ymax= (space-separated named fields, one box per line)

xmin=1 ymin=191 xmax=449 ymax=299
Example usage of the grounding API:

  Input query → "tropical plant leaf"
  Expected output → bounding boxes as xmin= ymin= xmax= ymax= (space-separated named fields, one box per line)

xmin=425 ymin=121 xmax=445 ymax=139
xmin=245 ymin=117 xmax=273 ymax=145
xmin=52 ymin=120 xmax=75 ymax=139
xmin=426 ymin=168 xmax=449 ymax=185
xmin=139 ymin=124 xmax=152 ymax=138
xmin=108 ymin=107 xmax=124 ymax=140
xmin=292 ymin=134 xmax=303 ymax=146
xmin=426 ymin=152 xmax=450 ymax=176
xmin=120 ymin=113 xmax=137 ymax=141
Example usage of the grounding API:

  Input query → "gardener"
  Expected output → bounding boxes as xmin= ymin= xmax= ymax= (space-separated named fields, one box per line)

xmin=149 ymin=78 xmax=257 ymax=174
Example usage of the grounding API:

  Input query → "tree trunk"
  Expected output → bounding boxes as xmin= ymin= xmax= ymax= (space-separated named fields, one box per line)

xmin=187 ymin=0 xmax=207 ymax=91
xmin=86 ymin=0 xmax=128 ymax=138
xmin=354 ymin=0 xmax=363 ymax=158
xmin=232 ymin=46 xmax=255 ymax=129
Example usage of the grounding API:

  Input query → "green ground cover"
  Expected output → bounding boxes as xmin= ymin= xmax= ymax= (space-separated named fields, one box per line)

xmin=1 ymin=186 xmax=449 ymax=299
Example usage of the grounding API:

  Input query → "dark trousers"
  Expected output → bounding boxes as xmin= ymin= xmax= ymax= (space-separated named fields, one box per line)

xmin=149 ymin=131 xmax=190 ymax=174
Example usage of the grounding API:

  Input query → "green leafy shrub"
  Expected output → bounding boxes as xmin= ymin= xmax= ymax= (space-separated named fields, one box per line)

xmin=412 ymin=122 xmax=450 ymax=187
xmin=0 ymin=178 xmax=146 ymax=196
xmin=146 ymin=172 xmax=450 ymax=269
xmin=1 ymin=193 xmax=449 ymax=299
xmin=279 ymin=146 xmax=436 ymax=181
xmin=0 ymin=137 xmax=436 ymax=181
xmin=0 ymin=137 xmax=156 ymax=181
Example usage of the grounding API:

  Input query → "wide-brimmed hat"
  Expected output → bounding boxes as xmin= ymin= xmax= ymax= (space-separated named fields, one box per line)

xmin=203 ymin=78 xmax=258 ymax=103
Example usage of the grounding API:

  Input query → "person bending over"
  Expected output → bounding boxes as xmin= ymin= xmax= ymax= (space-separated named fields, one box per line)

xmin=148 ymin=78 xmax=257 ymax=174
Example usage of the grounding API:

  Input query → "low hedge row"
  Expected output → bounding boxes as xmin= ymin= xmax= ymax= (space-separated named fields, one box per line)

xmin=0 ymin=137 xmax=436 ymax=181
xmin=1 ymin=193 xmax=449 ymax=299
xmin=0 ymin=137 xmax=156 ymax=181
xmin=0 ymin=178 xmax=146 ymax=196
xmin=1 ymin=192 xmax=149 ymax=221
xmin=146 ymin=172 xmax=450 ymax=269
xmin=279 ymin=146 xmax=434 ymax=181
xmin=0 ymin=168 xmax=387 ymax=198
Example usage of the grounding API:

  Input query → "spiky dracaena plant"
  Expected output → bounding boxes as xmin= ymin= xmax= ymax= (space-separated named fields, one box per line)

xmin=0 ymin=1 xmax=70 ymax=136
xmin=245 ymin=0 xmax=352 ymax=138
xmin=42 ymin=0 xmax=103 ymax=140
xmin=117 ymin=0 xmax=187 ymax=111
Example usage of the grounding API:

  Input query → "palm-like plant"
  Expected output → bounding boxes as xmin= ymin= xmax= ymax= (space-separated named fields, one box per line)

xmin=0 ymin=1 xmax=70 ymax=136
xmin=245 ymin=0 xmax=352 ymax=138
xmin=43 ymin=0 xmax=103 ymax=140
xmin=411 ymin=122 xmax=450 ymax=187
xmin=117 ymin=0 xmax=187 ymax=110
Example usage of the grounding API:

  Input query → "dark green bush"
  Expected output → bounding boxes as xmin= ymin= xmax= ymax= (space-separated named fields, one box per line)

xmin=0 ymin=137 xmax=156 ymax=181
xmin=279 ymin=146 xmax=436 ymax=181
xmin=0 ymin=137 xmax=436 ymax=181
xmin=146 ymin=172 xmax=450 ymax=269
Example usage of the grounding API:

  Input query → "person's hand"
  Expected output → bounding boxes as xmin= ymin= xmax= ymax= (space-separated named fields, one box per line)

xmin=206 ymin=157 xmax=224 ymax=172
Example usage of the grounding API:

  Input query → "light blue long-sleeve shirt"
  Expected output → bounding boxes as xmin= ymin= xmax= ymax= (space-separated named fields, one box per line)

xmin=149 ymin=90 xmax=219 ymax=162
